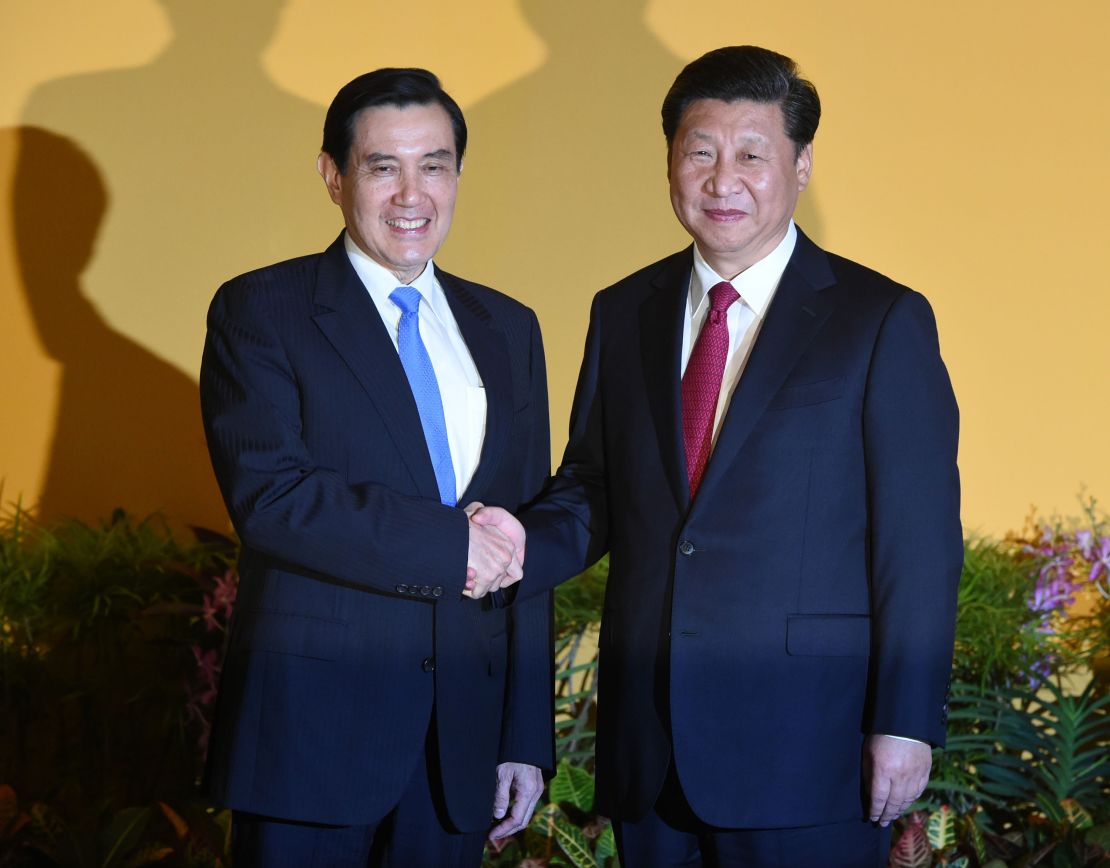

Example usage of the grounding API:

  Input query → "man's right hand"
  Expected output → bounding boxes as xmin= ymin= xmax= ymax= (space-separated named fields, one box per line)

xmin=464 ymin=504 xmax=522 ymax=599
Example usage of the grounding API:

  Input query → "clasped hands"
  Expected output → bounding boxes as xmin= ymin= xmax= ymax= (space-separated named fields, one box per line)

xmin=463 ymin=502 xmax=525 ymax=599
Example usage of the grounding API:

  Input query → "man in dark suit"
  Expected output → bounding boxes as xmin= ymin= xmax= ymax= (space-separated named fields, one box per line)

xmin=476 ymin=46 xmax=962 ymax=866
xmin=200 ymin=68 xmax=553 ymax=867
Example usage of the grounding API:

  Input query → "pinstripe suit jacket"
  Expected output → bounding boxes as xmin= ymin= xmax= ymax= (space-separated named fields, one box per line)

xmin=200 ymin=232 xmax=554 ymax=830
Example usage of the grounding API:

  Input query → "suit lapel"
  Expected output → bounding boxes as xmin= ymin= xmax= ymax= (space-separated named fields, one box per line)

xmin=310 ymin=234 xmax=441 ymax=500
xmin=437 ymin=267 xmax=513 ymax=506
xmin=639 ymin=249 xmax=694 ymax=514
xmin=690 ymin=229 xmax=837 ymax=513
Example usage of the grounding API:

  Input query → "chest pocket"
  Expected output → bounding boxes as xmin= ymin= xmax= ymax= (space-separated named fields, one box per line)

xmin=768 ymin=376 xmax=844 ymax=410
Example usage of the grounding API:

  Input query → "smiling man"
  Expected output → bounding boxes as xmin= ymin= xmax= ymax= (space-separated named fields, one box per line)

xmin=475 ymin=46 xmax=963 ymax=866
xmin=199 ymin=69 xmax=553 ymax=867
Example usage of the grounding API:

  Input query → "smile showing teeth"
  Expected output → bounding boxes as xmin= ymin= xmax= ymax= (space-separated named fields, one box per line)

xmin=386 ymin=218 xmax=429 ymax=230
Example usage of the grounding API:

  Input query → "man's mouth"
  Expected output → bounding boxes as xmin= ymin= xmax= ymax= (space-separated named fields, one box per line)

xmin=704 ymin=209 xmax=747 ymax=221
xmin=385 ymin=218 xmax=430 ymax=230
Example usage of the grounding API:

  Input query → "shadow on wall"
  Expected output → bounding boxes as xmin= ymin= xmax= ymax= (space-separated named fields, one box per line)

xmin=10 ymin=126 xmax=228 ymax=529
xmin=12 ymin=0 xmax=339 ymax=529
xmin=441 ymin=0 xmax=824 ymax=428
xmin=16 ymin=0 xmax=334 ymax=417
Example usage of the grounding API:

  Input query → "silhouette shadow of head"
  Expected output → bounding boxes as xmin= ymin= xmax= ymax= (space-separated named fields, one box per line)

xmin=12 ymin=126 xmax=227 ymax=529
xmin=18 ymin=0 xmax=334 ymax=404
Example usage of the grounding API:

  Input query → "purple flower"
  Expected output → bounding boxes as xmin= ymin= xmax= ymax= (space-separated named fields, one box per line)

xmin=1027 ymin=655 xmax=1054 ymax=688
xmin=1088 ymin=536 xmax=1110 ymax=586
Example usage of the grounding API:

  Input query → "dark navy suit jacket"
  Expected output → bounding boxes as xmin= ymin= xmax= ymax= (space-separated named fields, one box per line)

xmin=520 ymin=228 xmax=962 ymax=828
xmin=199 ymin=233 xmax=554 ymax=831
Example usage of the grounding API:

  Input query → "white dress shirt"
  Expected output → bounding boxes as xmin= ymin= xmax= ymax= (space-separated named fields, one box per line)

xmin=344 ymin=233 xmax=486 ymax=501
xmin=680 ymin=221 xmax=798 ymax=445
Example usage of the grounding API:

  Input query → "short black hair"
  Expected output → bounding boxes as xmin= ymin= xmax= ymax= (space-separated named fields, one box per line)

xmin=321 ymin=68 xmax=467 ymax=173
xmin=661 ymin=46 xmax=820 ymax=158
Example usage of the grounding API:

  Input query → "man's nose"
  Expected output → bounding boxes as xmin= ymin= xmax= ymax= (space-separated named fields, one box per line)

xmin=393 ymin=172 xmax=423 ymax=205
xmin=705 ymin=161 xmax=743 ymax=197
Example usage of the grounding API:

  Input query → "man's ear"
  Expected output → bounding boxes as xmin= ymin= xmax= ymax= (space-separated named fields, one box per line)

xmin=317 ymin=152 xmax=343 ymax=205
xmin=796 ymin=143 xmax=813 ymax=192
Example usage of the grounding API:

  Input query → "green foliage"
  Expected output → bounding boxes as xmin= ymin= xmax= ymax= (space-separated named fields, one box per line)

xmin=549 ymin=760 xmax=596 ymax=813
xmin=550 ymin=557 xmax=606 ymax=767
xmin=954 ymin=537 xmax=1058 ymax=688
xmin=553 ymin=555 xmax=607 ymax=640
xmin=0 ymin=504 xmax=234 ymax=866
xmin=902 ymin=677 xmax=1110 ymax=867
xmin=926 ymin=805 xmax=956 ymax=851
xmin=972 ymin=680 xmax=1110 ymax=822
xmin=484 ymin=558 xmax=615 ymax=867
xmin=6 ymin=497 xmax=1110 ymax=868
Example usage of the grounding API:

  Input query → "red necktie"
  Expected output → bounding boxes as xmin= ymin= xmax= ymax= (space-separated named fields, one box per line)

xmin=682 ymin=281 xmax=740 ymax=497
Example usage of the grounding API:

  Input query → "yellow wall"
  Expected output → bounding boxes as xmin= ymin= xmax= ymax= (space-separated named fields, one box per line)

xmin=2 ymin=0 xmax=1108 ymax=535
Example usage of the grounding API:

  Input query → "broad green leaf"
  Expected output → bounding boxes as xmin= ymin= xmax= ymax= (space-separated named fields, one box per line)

xmin=529 ymin=802 xmax=563 ymax=838
xmin=926 ymin=805 xmax=956 ymax=851
xmin=595 ymin=822 xmax=617 ymax=862
xmin=549 ymin=759 xmax=595 ymax=812
xmin=551 ymin=815 xmax=597 ymax=868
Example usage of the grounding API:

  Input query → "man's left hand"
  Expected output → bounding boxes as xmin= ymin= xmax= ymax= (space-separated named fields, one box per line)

xmin=489 ymin=762 xmax=544 ymax=840
xmin=864 ymin=734 xmax=932 ymax=827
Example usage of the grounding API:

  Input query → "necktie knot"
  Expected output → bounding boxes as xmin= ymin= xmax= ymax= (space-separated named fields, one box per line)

xmin=708 ymin=281 xmax=740 ymax=320
xmin=390 ymin=285 xmax=422 ymax=315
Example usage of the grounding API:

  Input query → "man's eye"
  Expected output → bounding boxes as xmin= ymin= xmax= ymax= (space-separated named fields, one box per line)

xmin=424 ymin=164 xmax=445 ymax=175
xmin=370 ymin=165 xmax=396 ymax=175
xmin=743 ymin=153 xmax=761 ymax=161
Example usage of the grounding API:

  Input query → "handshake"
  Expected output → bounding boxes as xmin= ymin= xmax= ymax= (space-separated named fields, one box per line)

xmin=462 ymin=503 xmax=525 ymax=600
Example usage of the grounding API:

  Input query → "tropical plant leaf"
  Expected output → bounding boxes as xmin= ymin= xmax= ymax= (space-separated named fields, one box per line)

xmin=549 ymin=759 xmax=595 ymax=812
xmin=889 ymin=823 xmax=931 ymax=868
xmin=156 ymin=802 xmax=188 ymax=840
xmin=927 ymin=805 xmax=956 ymax=851
xmin=1058 ymin=799 xmax=1092 ymax=830
xmin=550 ymin=814 xmax=597 ymax=868
xmin=595 ymin=822 xmax=617 ymax=862
xmin=964 ymin=812 xmax=988 ymax=864
xmin=100 ymin=806 xmax=152 ymax=868
xmin=969 ymin=679 xmax=1110 ymax=820
xmin=529 ymin=802 xmax=563 ymax=838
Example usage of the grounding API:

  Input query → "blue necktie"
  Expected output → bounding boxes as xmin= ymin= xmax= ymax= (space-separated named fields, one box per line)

xmin=389 ymin=286 xmax=456 ymax=506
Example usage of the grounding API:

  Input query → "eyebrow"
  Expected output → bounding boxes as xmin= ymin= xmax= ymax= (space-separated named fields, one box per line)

xmin=685 ymin=130 xmax=768 ymax=144
xmin=363 ymin=148 xmax=455 ymax=164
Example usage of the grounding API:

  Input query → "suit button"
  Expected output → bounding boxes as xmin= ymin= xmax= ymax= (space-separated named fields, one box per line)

xmin=679 ymin=540 xmax=695 ymax=556
xmin=420 ymin=585 xmax=432 ymax=597
xmin=396 ymin=583 xmax=409 ymax=594
xmin=432 ymin=586 xmax=443 ymax=597
xmin=421 ymin=657 xmax=436 ymax=673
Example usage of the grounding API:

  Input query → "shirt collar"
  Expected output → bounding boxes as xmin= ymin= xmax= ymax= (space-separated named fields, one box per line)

xmin=343 ymin=231 xmax=451 ymax=323
xmin=689 ymin=221 xmax=798 ymax=319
